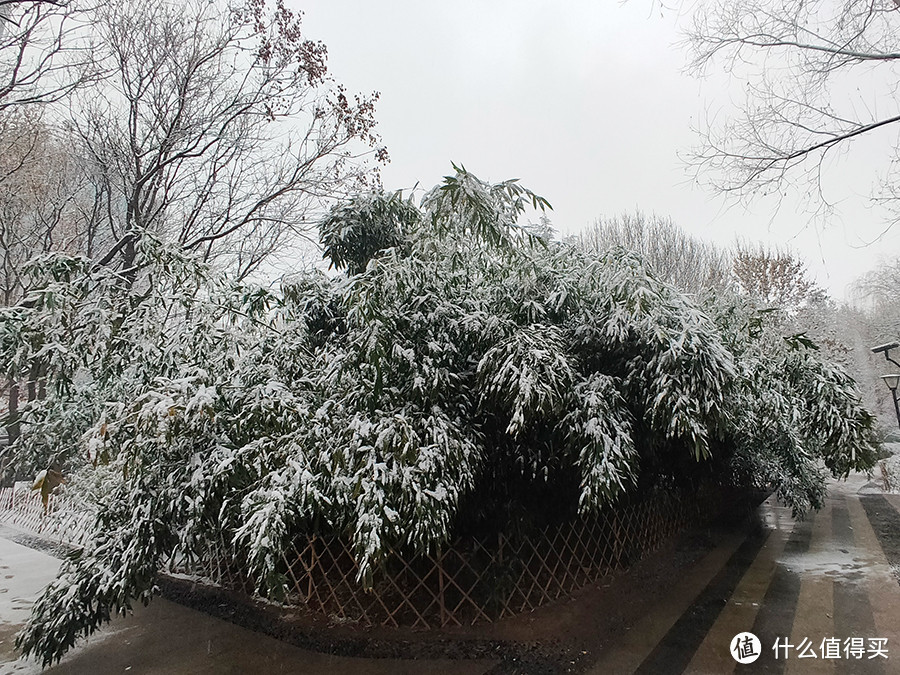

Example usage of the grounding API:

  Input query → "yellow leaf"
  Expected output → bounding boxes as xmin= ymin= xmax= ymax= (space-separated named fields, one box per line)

xmin=30 ymin=470 xmax=47 ymax=492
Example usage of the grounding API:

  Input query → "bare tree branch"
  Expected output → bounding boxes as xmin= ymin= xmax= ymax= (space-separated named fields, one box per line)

xmin=0 ymin=0 xmax=95 ymax=110
xmin=65 ymin=0 xmax=384 ymax=278
xmin=686 ymin=0 xmax=900 ymax=225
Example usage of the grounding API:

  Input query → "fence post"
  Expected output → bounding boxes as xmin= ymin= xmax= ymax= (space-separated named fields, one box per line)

xmin=612 ymin=510 xmax=621 ymax=568
xmin=438 ymin=547 xmax=446 ymax=627
xmin=308 ymin=535 xmax=316 ymax=603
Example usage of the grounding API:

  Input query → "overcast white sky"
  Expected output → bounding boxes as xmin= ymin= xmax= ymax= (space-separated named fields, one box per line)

xmin=296 ymin=0 xmax=900 ymax=299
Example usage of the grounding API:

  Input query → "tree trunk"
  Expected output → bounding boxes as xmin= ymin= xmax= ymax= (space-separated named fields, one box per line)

xmin=26 ymin=360 xmax=41 ymax=401
xmin=6 ymin=375 xmax=19 ymax=444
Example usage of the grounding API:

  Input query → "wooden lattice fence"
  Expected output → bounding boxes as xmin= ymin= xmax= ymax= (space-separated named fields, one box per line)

xmin=0 ymin=481 xmax=731 ymax=629
xmin=173 ymin=483 xmax=727 ymax=629
xmin=0 ymin=486 xmax=94 ymax=548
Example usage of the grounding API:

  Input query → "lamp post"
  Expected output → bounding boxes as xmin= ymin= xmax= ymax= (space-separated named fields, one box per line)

xmin=881 ymin=374 xmax=900 ymax=431
xmin=872 ymin=342 xmax=900 ymax=431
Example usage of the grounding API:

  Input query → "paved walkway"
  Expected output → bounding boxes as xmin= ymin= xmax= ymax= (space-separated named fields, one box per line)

xmin=588 ymin=473 xmax=900 ymax=673
xmin=0 ymin=537 xmax=493 ymax=675
xmin=2 ymin=473 xmax=900 ymax=673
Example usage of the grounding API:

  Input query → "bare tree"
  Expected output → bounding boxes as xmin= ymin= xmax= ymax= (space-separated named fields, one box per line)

xmin=68 ymin=0 xmax=384 ymax=280
xmin=852 ymin=256 xmax=900 ymax=310
xmin=577 ymin=211 xmax=733 ymax=294
xmin=686 ymin=0 xmax=900 ymax=223
xmin=0 ymin=109 xmax=93 ymax=305
xmin=0 ymin=0 xmax=92 ymax=110
xmin=0 ymin=0 xmax=95 ymax=307
xmin=849 ymin=257 xmax=900 ymax=424
xmin=850 ymin=255 xmax=900 ymax=350
xmin=732 ymin=242 xmax=825 ymax=310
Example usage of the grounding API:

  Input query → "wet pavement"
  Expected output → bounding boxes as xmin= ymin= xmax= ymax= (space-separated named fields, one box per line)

xmin=0 ymin=536 xmax=494 ymax=675
xmin=2 ymin=473 xmax=900 ymax=673
xmin=588 ymin=473 xmax=900 ymax=674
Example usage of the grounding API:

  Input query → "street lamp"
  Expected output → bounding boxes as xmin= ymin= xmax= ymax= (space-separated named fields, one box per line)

xmin=881 ymin=374 xmax=900 ymax=431
xmin=872 ymin=342 xmax=900 ymax=430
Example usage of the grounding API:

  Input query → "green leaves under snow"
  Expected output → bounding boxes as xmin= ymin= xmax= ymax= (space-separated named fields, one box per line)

xmin=7 ymin=166 xmax=879 ymax=665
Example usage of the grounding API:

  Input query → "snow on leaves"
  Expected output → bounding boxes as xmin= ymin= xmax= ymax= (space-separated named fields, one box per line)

xmin=6 ymin=166 xmax=880 ymax=665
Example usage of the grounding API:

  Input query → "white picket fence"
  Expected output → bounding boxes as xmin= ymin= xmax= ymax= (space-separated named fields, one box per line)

xmin=0 ymin=486 xmax=93 ymax=548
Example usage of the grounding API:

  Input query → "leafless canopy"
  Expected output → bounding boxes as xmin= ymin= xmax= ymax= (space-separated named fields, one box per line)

xmin=851 ymin=254 xmax=900 ymax=310
xmin=686 ymin=0 xmax=900 ymax=223
xmin=0 ymin=0 xmax=385 ymax=292
xmin=0 ymin=110 xmax=92 ymax=305
xmin=849 ymin=256 xmax=900 ymax=356
xmin=578 ymin=211 xmax=733 ymax=294
xmin=69 ymin=0 xmax=384 ymax=281
xmin=0 ymin=0 xmax=92 ymax=110
xmin=731 ymin=241 xmax=826 ymax=309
